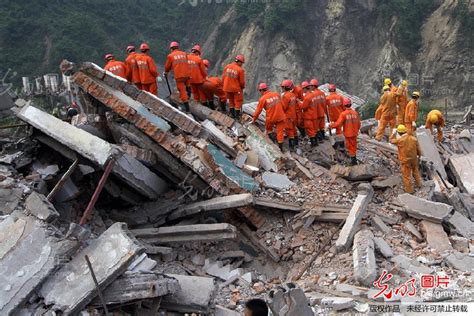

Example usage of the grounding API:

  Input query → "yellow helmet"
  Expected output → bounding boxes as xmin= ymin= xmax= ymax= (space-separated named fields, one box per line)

xmin=397 ymin=124 xmax=407 ymax=133
xmin=384 ymin=78 xmax=392 ymax=85
xmin=412 ymin=91 xmax=420 ymax=98
xmin=402 ymin=80 xmax=408 ymax=87
xmin=383 ymin=85 xmax=390 ymax=91
xmin=429 ymin=114 xmax=439 ymax=124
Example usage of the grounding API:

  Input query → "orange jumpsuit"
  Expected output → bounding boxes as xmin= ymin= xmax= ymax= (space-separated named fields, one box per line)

xmin=136 ymin=53 xmax=158 ymax=95
xmin=313 ymin=88 xmax=327 ymax=132
xmin=404 ymin=99 xmax=418 ymax=134
xmin=188 ymin=53 xmax=207 ymax=102
xmin=326 ymin=92 xmax=345 ymax=135
xmin=330 ymin=108 xmax=361 ymax=157
xmin=390 ymin=133 xmax=422 ymax=193
xmin=222 ymin=62 xmax=245 ymax=110
xmin=104 ymin=60 xmax=128 ymax=80
xmin=425 ymin=110 xmax=445 ymax=142
xmin=293 ymin=85 xmax=304 ymax=129
xmin=300 ymin=91 xmax=318 ymax=138
xmin=125 ymin=52 xmax=141 ymax=86
xmin=253 ymin=91 xmax=287 ymax=143
xmin=165 ymin=49 xmax=191 ymax=102
xmin=281 ymin=91 xmax=298 ymax=139
xmin=375 ymin=91 xmax=397 ymax=140
xmin=201 ymin=77 xmax=226 ymax=103
xmin=396 ymin=85 xmax=409 ymax=124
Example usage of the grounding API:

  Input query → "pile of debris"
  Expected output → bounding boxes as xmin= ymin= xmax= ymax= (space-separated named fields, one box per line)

xmin=1 ymin=62 xmax=474 ymax=315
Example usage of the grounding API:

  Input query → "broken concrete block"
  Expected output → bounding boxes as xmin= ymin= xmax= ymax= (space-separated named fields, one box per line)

xmin=262 ymin=171 xmax=295 ymax=191
xmin=416 ymin=128 xmax=447 ymax=179
xmin=445 ymin=252 xmax=474 ymax=272
xmin=336 ymin=184 xmax=374 ymax=251
xmin=374 ymin=237 xmax=394 ymax=258
xmin=403 ymin=220 xmax=423 ymax=242
xmin=203 ymin=259 xmax=243 ymax=281
xmin=234 ymin=152 xmax=247 ymax=168
xmin=214 ymin=305 xmax=240 ymax=316
xmin=391 ymin=255 xmax=434 ymax=275
xmin=449 ymin=235 xmax=469 ymax=253
xmin=372 ymin=176 xmax=401 ymax=189
xmin=331 ymin=164 xmax=377 ymax=181
xmin=202 ymin=120 xmax=237 ymax=158
xmin=25 ymin=191 xmax=59 ymax=222
xmin=321 ymin=297 xmax=355 ymax=311
xmin=370 ymin=214 xmax=391 ymax=234
xmin=245 ymin=124 xmax=283 ymax=172
xmin=448 ymin=153 xmax=474 ymax=194
xmin=398 ymin=193 xmax=452 ymax=223
xmin=420 ymin=220 xmax=452 ymax=253
xmin=267 ymin=284 xmax=313 ymax=316
xmin=0 ymin=187 xmax=23 ymax=214
xmin=161 ymin=274 xmax=215 ymax=314
xmin=40 ymin=223 xmax=144 ymax=315
xmin=71 ymin=113 xmax=108 ymax=139
xmin=446 ymin=208 xmax=467 ymax=232
xmin=353 ymin=229 xmax=377 ymax=287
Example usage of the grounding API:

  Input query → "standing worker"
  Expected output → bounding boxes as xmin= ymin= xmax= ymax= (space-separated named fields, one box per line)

xmin=296 ymin=81 xmax=308 ymax=138
xmin=309 ymin=79 xmax=327 ymax=141
xmin=164 ymin=41 xmax=191 ymax=111
xmin=187 ymin=44 xmax=207 ymax=104
xmin=330 ymin=98 xmax=361 ymax=165
xmin=222 ymin=55 xmax=245 ymax=119
xmin=125 ymin=45 xmax=141 ymax=87
xmin=389 ymin=124 xmax=422 ymax=193
xmin=104 ymin=54 xmax=128 ymax=80
xmin=425 ymin=109 xmax=445 ymax=142
xmin=325 ymin=84 xmax=345 ymax=135
xmin=404 ymin=91 xmax=420 ymax=134
xmin=300 ymin=81 xmax=319 ymax=146
xmin=252 ymin=83 xmax=287 ymax=151
xmin=375 ymin=85 xmax=397 ymax=141
xmin=280 ymin=80 xmax=298 ymax=151
xmin=396 ymin=80 xmax=409 ymax=124
xmin=136 ymin=43 xmax=159 ymax=95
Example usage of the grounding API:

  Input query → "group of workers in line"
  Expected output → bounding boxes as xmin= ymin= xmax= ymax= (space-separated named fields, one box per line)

xmin=103 ymin=43 xmax=447 ymax=195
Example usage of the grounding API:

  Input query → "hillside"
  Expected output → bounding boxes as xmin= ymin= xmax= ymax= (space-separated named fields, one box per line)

xmin=0 ymin=0 xmax=472 ymax=107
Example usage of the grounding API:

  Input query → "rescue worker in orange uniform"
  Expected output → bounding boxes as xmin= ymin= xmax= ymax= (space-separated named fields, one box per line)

xmin=404 ymin=91 xmax=420 ymax=135
xmin=104 ymin=54 xmax=128 ymax=80
xmin=187 ymin=44 xmax=207 ymax=104
xmin=135 ymin=43 xmax=159 ymax=96
xmin=280 ymin=80 xmax=298 ymax=151
xmin=164 ymin=41 xmax=191 ymax=111
xmin=201 ymin=59 xmax=225 ymax=111
xmin=396 ymin=80 xmax=409 ymax=124
xmin=222 ymin=55 xmax=245 ymax=119
xmin=390 ymin=124 xmax=422 ymax=193
xmin=425 ymin=109 xmax=445 ymax=142
xmin=125 ymin=45 xmax=141 ymax=87
xmin=375 ymin=78 xmax=397 ymax=121
xmin=325 ymin=84 xmax=345 ymax=135
xmin=300 ymin=81 xmax=319 ymax=146
xmin=309 ymin=79 xmax=327 ymax=141
xmin=330 ymin=98 xmax=361 ymax=165
xmin=295 ymin=82 xmax=308 ymax=138
xmin=375 ymin=85 xmax=398 ymax=141
xmin=252 ymin=83 xmax=287 ymax=151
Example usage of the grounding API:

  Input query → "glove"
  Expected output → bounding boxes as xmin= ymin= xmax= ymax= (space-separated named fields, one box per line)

xmin=392 ymin=128 xmax=397 ymax=135
xmin=412 ymin=121 xmax=416 ymax=128
xmin=325 ymin=122 xmax=330 ymax=130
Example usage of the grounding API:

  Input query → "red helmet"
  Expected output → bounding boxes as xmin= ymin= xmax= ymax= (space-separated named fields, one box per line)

xmin=281 ymin=79 xmax=294 ymax=89
xmin=169 ymin=41 xmax=179 ymax=49
xmin=258 ymin=83 xmax=268 ymax=90
xmin=301 ymin=81 xmax=310 ymax=89
xmin=126 ymin=45 xmax=135 ymax=53
xmin=191 ymin=44 xmax=201 ymax=53
xmin=203 ymin=59 xmax=210 ymax=68
xmin=328 ymin=84 xmax=336 ymax=92
xmin=309 ymin=79 xmax=319 ymax=87
xmin=104 ymin=53 xmax=114 ymax=60
xmin=235 ymin=55 xmax=245 ymax=63
xmin=343 ymin=97 xmax=352 ymax=107
xmin=140 ymin=43 xmax=150 ymax=51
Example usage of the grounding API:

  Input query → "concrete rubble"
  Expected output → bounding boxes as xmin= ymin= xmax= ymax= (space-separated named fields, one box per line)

xmin=1 ymin=60 xmax=473 ymax=314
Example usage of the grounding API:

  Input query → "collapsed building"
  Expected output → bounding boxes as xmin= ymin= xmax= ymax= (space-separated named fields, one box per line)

xmin=0 ymin=62 xmax=473 ymax=315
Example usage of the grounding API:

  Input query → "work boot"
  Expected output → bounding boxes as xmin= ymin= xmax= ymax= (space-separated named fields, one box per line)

xmin=219 ymin=101 xmax=227 ymax=112
xmin=207 ymin=100 xmax=215 ymax=110
xmin=278 ymin=143 xmax=284 ymax=151
xmin=235 ymin=109 xmax=241 ymax=120
xmin=351 ymin=156 xmax=358 ymax=166
xmin=289 ymin=139 xmax=295 ymax=151
xmin=299 ymin=127 xmax=306 ymax=138
xmin=186 ymin=86 xmax=192 ymax=98
xmin=294 ymin=136 xmax=299 ymax=146
xmin=318 ymin=130 xmax=325 ymax=141
xmin=230 ymin=108 xmax=236 ymax=118
xmin=182 ymin=102 xmax=190 ymax=113
xmin=268 ymin=133 xmax=276 ymax=143
xmin=310 ymin=137 xmax=318 ymax=147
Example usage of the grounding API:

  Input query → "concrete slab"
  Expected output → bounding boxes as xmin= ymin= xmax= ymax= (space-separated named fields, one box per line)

xmin=370 ymin=214 xmax=391 ymax=234
xmin=24 ymin=191 xmax=59 ymax=222
xmin=445 ymin=251 xmax=474 ymax=272
xmin=321 ymin=297 xmax=355 ymax=311
xmin=203 ymin=259 xmax=243 ymax=281
xmin=398 ymin=193 xmax=452 ymax=223
xmin=262 ymin=171 xmax=295 ymax=191
xmin=403 ymin=220 xmax=423 ymax=242
xmin=267 ymin=285 xmax=313 ymax=316
xmin=416 ymin=129 xmax=447 ymax=179
xmin=449 ymin=153 xmax=474 ymax=194
xmin=40 ymin=223 xmax=144 ymax=314
xmin=447 ymin=211 xmax=474 ymax=239
xmin=374 ymin=237 xmax=394 ymax=258
xmin=419 ymin=220 xmax=452 ymax=253
xmin=353 ymin=229 xmax=377 ymax=287
xmin=390 ymin=255 xmax=434 ymax=275
xmin=202 ymin=120 xmax=237 ymax=158
xmin=245 ymin=124 xmax=283 ymax=172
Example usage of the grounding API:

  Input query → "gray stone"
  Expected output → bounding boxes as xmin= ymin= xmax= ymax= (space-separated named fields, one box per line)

xmin=445 ymin=252 xmax=474 ymax=272
xmin=336 ymin=184 xmax=374 ymax=251
xmin=419 ymin=220 xmax=452 ymax=253
xmin=335 ymin=283 xmax=367 ymax=296
xmin=0 ymin=188 xmax=23 ymax=214
xmin=448 ymin=211 xmax=474 ymax=239
xmin=25 ymin=192 xmax=59 ymax=222
xmin=241 ymin=272 xmax=254 ymax=283
xmin=374 ymin=237 xmax=394 ymax=258
xmin=40 ymin=223 xmax=144 ymax=315
xmin=449 ymin=235 xmax=469 ymax=253
xmin=214 ymin=305 xmax=240 ymax=316
xmin=262 ymin=171 xmax=295 ymax=191
xmin=372 ymin=176 xmax=401 ymax=189
xmin=416 ymin=128 xmax=447 ymax=179
xmin=161 ymin=274 xmax=215 ymax=314
xmin=353 ymin=229 xmax=377 ymax=287
xmin=403 ymin=220 xmax=424 ymax=241
xmin=398 ymin=193 xmax=452 ymax=223
xmin=449 ymin=153 xmax=474 ymax=194
xmin=203 ymin=259 xmax=242 ymax=281
xmin=391 ymin=255 xmax=434 ymax=275
xmin=321 ymin=297 xmax=355 ymax=311
xmin=267 ymin=285 xmax=314 ymax=316
xmin=371 ymin=214 xmax=391 ymax=234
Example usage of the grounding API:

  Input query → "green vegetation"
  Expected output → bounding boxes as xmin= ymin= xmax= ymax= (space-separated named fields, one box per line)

xmin=376 ymin=0 xmax=438 ymax=56
xmin=453 ymin=0 xmax=474 ymax=49
xmin=359 ymin=102 xmax=379 ymax=120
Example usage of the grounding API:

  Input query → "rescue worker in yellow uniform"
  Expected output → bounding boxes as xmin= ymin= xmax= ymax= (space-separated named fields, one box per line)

xmin=404 ymin=91 xmax=420 ymax=135
xmin=425 ymin=109 xmax=445 ymax=142
xmin=396 ymin=80 xmax=409 ymax=125
xmin=375 ymin=85 xmax=397 ymax=141
xmin=390 ymin=124 xmax=422 ymax=193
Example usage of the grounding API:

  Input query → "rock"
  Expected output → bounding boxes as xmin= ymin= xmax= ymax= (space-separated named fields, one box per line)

xmin=417 ymin=128 xmax=447 ymax=179
xmin=370 ymin=214 xmax=391 ymax=234
xmin=449 ymin=235 xmax=469 ymax=253
xmin=25 ymin=191 xmax=60 ymax=222
xmin=419 ymin=220 xmax=452 ymax=253
xmin=321 ymin=297 xmax=355 ymax=311
xmin=391 ymin=255 xmax=434 ymax=275
xmin=191 ymin=254 xmax=206 ymax=266
xmin=373 ymin=237 xmax=394 ymax=258
xmin=353 ymin=229 xmax=377 ymax=287
xmin=262 ymin=172 xmax=295 ymax=191
xmin=241 ymin=272 xmax=254 ymax=283
xmin=398 ymin=193 xmax=452 ymax=223
xmin=445 ymin=252 xmax=474 ymax=272
xmin=449 ymin=153 xmax=474 ymax=195
xmin=203 ymin=259 xmax=242 ymax=281
xmin=267 ymin=284 xmax=313 ymax=316
xmin=335 ymin=284 xmax=367 ymax=296
xmin=372 ymin=176 xmax=401 ymax=189
xmin=403 ymin=220 xmax=423 ymax=242
xmin=447 ymin=212 xmax=474 ymax=239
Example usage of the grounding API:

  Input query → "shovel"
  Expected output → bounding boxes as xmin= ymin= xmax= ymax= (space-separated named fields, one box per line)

xmin=325 ymin=109 xmax=336 ymax=146
xmin=164 ymin=73 xmax=172 ymax=97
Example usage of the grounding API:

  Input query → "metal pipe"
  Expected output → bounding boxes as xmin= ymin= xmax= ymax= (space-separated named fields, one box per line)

xmin=47 ymin=159 xmax=79 ymax=201
xmin=85 ymin=255 xmax=110 ymax=316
